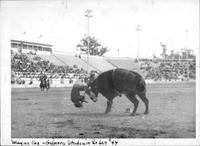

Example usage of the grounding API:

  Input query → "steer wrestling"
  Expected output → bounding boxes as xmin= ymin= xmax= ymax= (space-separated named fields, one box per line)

xmin=87 ymin=68 xmax=149 ymax=116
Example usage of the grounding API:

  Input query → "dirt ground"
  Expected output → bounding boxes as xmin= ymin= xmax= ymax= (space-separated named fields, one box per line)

xmin=11 ymin=82 xmax=196 ymax=138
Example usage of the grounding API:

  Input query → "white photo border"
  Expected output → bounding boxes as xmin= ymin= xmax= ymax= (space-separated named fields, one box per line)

xmin=1 ymin=0 xmax=200 ymax=145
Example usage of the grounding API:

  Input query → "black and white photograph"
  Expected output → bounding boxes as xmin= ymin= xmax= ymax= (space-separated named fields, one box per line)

xmin=1 ymin=0 xmax=200 ymax=145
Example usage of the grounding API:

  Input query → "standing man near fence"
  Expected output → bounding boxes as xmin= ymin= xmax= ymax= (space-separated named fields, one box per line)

xmin=38 ymin=71 xmax=48 ymax=92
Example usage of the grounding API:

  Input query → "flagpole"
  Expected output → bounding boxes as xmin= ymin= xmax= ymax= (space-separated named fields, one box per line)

xmin=85 ymin=9 xmax=93 ymax=75
xmin=136 ymin=24 xmax=141 ymax=61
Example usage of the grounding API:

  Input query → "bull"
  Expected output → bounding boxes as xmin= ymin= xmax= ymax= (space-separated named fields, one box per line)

xmin=86 ymin=68 xmax=149 ymax=116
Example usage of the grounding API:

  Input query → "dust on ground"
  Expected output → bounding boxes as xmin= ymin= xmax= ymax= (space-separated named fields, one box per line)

xmin=11 ymin=82 xmax=195 ymax=138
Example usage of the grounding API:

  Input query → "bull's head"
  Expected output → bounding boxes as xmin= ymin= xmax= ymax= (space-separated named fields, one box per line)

xmin=74 ymin=101 xmax=83 ymax=108
xmin=73 ymin=96 xmax=88 ymax=108
xmin=85 ymin=84 xmax=98 ymax=102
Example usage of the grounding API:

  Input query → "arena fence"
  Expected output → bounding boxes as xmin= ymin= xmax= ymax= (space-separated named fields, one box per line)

xmin=11 ymin=78 xmax=195 ymax=88
xmin=11 ymin=78 xmax=78 ymax=88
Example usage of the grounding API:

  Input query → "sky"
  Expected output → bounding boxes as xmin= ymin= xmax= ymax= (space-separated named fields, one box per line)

xmin=1 ymin=0 xmax=199 ymax=58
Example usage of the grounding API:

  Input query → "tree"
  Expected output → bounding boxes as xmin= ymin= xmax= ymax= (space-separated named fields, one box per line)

xmin=160 ymin=42 xmax=167 ymax=59
xmin=98 ymin=46 xmax=108 ymax=56
xmin=180 ymin=49 xmax=195 ymax=59
xmin=76 ymin=36 xmax=109 ymax=56
xmin=173 ymin=52 xmax=181 ymax=60
xmin=169 ymin=50 xmax=175 ymax=60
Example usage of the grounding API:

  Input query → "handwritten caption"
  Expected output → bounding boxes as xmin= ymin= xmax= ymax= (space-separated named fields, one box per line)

xmin=12 ymin=139 xmax=118 ymax=146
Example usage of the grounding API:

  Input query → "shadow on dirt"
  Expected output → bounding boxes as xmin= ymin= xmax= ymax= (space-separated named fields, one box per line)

xmin=91 ymin=124 xmax=167 ymax=138
xmin=48 ymin=112 xmax=143 ymax=118
xmin=53 ymin=120 xmax=75 ymax=128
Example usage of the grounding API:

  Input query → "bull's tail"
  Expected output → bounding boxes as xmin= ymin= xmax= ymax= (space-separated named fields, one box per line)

xmin=136 ymin=80 xmax=146 ymax=92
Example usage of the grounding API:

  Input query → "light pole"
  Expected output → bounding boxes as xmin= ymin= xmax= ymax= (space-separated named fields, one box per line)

xmin=185 ymin=29 xmax=189 ymax=81
xmin=85 ymin=9 xmax=93 ymax=75
xmin=136 ymin=24 xmax=141 ymax=61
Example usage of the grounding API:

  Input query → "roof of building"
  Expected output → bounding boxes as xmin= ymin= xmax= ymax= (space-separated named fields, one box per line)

xmin=11 ymin=39 xmax=53 ymax=47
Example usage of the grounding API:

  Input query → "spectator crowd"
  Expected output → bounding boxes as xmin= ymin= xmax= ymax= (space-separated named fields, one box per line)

xmin=140 ymin=59 xmax=196 ymax=81
xmin=11 ymin=51 xmax=196 ymax=85
xmin=11 ymin=52 xmax=87 ymax=84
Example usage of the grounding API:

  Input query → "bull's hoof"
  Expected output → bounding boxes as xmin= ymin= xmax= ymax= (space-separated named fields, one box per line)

xmin=144 ymin=111 xmax=149 ymax=115
xmin=104 ymin=112 xmax=109 ymax=114
xmin=130 ymin=113 xmax=136 ymax=116
xmin=104 ymin=110 xmax=111 ymax=114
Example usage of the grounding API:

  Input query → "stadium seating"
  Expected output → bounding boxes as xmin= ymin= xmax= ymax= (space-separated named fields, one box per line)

xmin=53 ymin=54 xmax=97 ymax=72
xmin=139 ymin=59 xmax=196 ymax=81
xmin=38 ymin=54 xmax=65 ymax=66
xmin=80 ymin=55 xmax=116 ymax=72
xmin=27 ymin=54 xmax=65 ymax=66
xmin=105 ymin=57 xmax=140 ymax=71
xmin=11 ymin=51 xmax=196 ymax=87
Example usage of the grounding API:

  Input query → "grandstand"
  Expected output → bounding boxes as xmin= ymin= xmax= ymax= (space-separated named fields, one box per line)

xmin=105 ymin=57 xmax=140 ymax=71
xmin=81 ymin=55 xmax=116 ymax=72
xmin=37 ymin=54 xmax=65 ymax=66
xmin=53 ymin=54 xmax=96 ymax=72
xmin=10 ymin=40 xmax=196 ymax=88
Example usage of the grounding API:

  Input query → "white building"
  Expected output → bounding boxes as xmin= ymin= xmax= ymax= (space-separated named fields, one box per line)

xmin=11 ymin=39 xmax=53 ymax=55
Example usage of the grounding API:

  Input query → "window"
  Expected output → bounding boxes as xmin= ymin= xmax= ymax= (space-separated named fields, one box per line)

xmin=11 ymin=43 xmax=18 ymax=48
xmin=18 ymin=44 xmax=22 ymax=48
xmin=44 ymin=47 xmax=50 ymax=51
xmin=46 ymin=48 xmax=52 ymax=52
xmin=28 ymin=45 xmax=33 ymax=50
xmin=43 ymin=47 xmax=46 ymax=51
xmin=23 ymin=44 xmax=27 ymax=49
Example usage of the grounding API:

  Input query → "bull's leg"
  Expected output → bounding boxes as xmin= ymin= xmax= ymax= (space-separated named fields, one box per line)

xmin=126 ymin=94 xmax=139 ymax=116
xmin=137 ymin=92 xmax=149 ymax=114
xmin=105 ymin=100 xmax=113 ymax=114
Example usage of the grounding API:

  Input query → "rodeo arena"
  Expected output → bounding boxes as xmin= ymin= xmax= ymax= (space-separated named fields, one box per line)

xmin=10 ymin=38 xmax=197 ymax=139
xmin=0 ymin=1 xmax=198 ymax=145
